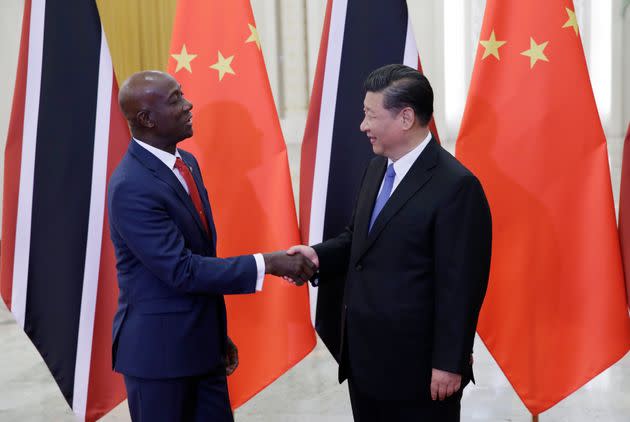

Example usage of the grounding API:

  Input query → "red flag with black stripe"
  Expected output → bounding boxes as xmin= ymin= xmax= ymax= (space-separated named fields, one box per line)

xmin=1 ymin=0 xmax=128 ymax=420
xmin=299 ymin=0 xmax=438 ymax=359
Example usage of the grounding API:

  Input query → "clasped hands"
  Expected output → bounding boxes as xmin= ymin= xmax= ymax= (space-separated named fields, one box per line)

xmin=263 ymin=245 xmax=319 ymax=285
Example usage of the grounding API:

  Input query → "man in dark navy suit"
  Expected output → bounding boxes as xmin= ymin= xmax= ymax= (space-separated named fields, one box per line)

xmin=290 ymin=65 xmax=492 ymax=421
xmin=108 ymin=70 xmax=315 ymax=422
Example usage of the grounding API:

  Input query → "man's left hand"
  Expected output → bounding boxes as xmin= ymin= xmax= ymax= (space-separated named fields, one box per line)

xmin=430 ymin=368 xmax=461 ymax=401
xmin=225 ymin=337 xmax=239 ymax=376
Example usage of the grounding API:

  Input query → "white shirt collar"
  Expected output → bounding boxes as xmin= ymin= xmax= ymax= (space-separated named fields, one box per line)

xmin=388 ymin=131 xmax=432 ymax=181
xmin=133 ymin=137 xmax=181 ymax=170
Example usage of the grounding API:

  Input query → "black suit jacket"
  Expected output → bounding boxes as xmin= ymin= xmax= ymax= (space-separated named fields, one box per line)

xmin=313 ymin=138 xmax=492 ymax=400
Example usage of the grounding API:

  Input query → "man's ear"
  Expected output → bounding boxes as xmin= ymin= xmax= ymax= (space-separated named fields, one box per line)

xmin=400 ymin=107 xmax=415 ymax=130
xmin=137 ymin=110 xmax=154 ymax=128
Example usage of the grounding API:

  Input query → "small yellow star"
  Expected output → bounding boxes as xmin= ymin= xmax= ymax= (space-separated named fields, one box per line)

xmin=245 ymin=24 xmax=261 ymax=50
xmin=521 ymin=38 xmax=549 ymax=69
xmin=209 ymin=51 xmax=236 ymax=81
xmin=562 ymin=8 xmax=579 ymax=36
xmin=171 ymin=44 xmax=197 ymax=73
xmin=479 ymin=30 xmax=507 ymax=60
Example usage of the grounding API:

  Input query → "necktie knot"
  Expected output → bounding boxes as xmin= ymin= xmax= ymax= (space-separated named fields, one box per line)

xmin=385 ymin=164 xmax=396 ymax=179
xmin=174 ymin=157 xmax=188 ymax=172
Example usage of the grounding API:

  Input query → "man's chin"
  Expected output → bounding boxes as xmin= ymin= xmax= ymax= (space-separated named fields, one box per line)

xmin=182 ymin=128 xmax=193 ymax=139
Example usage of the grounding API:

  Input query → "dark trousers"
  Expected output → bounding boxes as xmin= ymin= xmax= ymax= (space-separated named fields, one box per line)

xmin=348 ymin=379 xmax=462 ymax=422
xmin=124 ymin=372 xmax=233 ymax=422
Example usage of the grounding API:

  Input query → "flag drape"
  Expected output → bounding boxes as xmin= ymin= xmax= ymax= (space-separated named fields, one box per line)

xmin=456 ymin=0 xmax=630 ymax=414
xmin=299 ymin=0 xmax=438 ymax=359
xmin=167 ymin=0 xmax=316 ymax=407
xmin=1 ymin=0 xmax=129 ymax=420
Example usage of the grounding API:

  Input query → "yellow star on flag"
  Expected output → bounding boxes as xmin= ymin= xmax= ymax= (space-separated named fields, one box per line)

xmin=479 ymin=30 xmax=507 ymax=60
xmin=171 ymin=44 xmax=197 ymax=73
xmin=246 ymin=24 xmax=261 ymax=50
xmin=209 ymin=51 xmax=236 ymax=81
xmin=521 ymin=38 xmax=549 ymax=69
xmin=562 ymin=8 xmax=579 ymax=36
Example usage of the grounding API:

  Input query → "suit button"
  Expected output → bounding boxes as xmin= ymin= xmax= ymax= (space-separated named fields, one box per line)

xmin=355 ymin=264 xmax=363 ymax=271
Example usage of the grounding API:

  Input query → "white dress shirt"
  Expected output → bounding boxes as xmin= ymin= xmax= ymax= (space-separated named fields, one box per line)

xmin=377 ymin=132 xmax=432 ymax=197
xmin=134 ymin=138 xmax=265 ymax=290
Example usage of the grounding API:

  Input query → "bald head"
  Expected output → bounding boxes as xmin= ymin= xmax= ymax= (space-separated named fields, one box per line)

xmin=118 ymin=70 xmax=193 ymax=152
xmin=119 ymin=71 xmax=174 ymax=121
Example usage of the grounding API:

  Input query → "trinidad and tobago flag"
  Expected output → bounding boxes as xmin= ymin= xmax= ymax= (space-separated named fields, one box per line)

xmin=299 ymin=0 xmax=439 ymax=359
xmin=1 ymin=0 xmax=128 ymax=420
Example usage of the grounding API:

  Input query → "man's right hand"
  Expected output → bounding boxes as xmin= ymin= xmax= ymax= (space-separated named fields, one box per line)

xmin=263 ymin=251 xmax=317 ymax=285
xmin=286 ymin=245 xmax=319 ymax=267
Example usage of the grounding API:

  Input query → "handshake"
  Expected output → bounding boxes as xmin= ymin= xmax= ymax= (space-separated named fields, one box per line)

xmin=262 ymin=245 xmax=319 ymax=286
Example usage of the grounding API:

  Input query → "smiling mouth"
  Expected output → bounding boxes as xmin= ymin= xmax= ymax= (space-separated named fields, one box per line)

xmin=185 ymin=114 xmax=193 ymax=125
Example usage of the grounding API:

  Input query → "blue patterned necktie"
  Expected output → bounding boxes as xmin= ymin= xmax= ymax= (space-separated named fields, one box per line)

xmin=369 ymin=164 xmax=396 ymax=232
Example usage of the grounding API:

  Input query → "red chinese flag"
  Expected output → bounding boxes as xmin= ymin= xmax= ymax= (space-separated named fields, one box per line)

xmin=620 ymin=122 xmax=630 ymax=309
xmin=168 ymin=0 xmax=316 ymax=407
xmin=456 ymin=0 xmax=630 ymax=415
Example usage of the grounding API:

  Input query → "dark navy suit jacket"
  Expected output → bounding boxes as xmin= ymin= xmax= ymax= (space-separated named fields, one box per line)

xmin=107 ymin=140 xmax=257 ymax=379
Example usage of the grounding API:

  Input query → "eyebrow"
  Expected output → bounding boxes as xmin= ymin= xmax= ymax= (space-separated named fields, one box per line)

xmin=167 ymin=86 xmax=181 ymax=100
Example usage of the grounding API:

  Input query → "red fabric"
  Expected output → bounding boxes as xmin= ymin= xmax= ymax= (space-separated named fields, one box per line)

xmin=168 ymin=0 xmax=316 ymax=407
xmin=1 ymin=0 xmax=31 ymax=309
xmin=416 ymin=57 xmax=440 ymax=144
xmin=175 ymin=157 xmax=209 ymax=234
xmin=456 ymin=0 xmax=630 ymax=415
xmin=298 ymin=0 xmax=333 ymax=243
xmin=619 ymin=122 xmax=630 ymax=309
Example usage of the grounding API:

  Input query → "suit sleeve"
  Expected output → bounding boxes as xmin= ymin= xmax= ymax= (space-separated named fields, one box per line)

xmin=108 ymin=180 xmax=257 ymax=295
xmin=312 ymin=162 xmax=372 ymax=282
xmin=432 ymin=175 xmax=492 ymax=374
xmin=313 ymin=229 xmax=352 ymax=282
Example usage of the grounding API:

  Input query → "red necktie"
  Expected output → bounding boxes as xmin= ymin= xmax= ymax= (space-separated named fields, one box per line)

xmin=174 ymin=157 xmax=210 ymax=234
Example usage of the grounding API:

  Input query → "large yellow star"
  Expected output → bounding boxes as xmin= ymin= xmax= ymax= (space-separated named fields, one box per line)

xmin=521 ymin=38 xmax=549 ymax=69
xmin=245 ymin=24 xmax=261 ymax=50
xmin=171 ymin=44 xmax=197 ymax=73
xmin=562 ymin=7 xmax=579 ymax=36
xmin=209 ymin=51 xmax=236 ymax=81
xmin=479 ymin=30 xmax=507 ymax=60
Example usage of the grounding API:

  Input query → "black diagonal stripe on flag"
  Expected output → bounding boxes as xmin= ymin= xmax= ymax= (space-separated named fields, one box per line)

xmin=323 ymin=0 xmax=408 ymax=242
xmin=301 ymin=0 xmax=437 ymax=360
xmin=23 ymin=0 xmax=103 ymax=406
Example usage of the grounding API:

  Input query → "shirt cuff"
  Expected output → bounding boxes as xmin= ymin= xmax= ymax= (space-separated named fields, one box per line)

xmin=253 ymin=253 xmax=265 ymax=291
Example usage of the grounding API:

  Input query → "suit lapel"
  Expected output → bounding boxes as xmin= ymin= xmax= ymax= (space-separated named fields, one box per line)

xmin=129 ymin=141 xmax=212 ymax=242
xmin=357 ymin=138 xmax=439 ymax=260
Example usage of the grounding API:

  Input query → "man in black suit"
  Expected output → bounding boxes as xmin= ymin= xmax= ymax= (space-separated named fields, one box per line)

xmin=288 ymin=64 xmax=492 ymax=421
